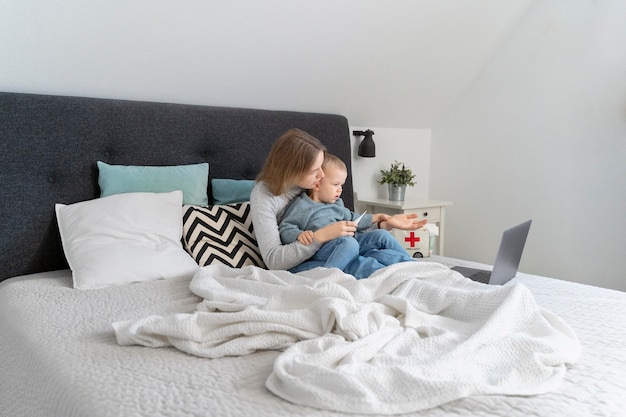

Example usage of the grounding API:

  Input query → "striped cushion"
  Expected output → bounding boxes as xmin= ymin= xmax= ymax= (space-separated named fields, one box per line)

xmin=182 ymin=202 xmax=265 ymax=268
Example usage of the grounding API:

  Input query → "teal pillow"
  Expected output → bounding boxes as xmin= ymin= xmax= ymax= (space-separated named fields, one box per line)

xmin=97 ymin=161 xmax=209 ymax=206
xmin=212 ymin=179 xmax=255 ymax=204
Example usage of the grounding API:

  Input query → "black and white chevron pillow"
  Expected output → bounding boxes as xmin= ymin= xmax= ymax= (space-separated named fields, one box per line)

xmin=182 ymin=202 xmax=266 ymax=268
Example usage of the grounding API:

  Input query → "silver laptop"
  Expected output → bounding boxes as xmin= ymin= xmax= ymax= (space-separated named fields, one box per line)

xmin=452 ymin=220 xmax=532 ymax=285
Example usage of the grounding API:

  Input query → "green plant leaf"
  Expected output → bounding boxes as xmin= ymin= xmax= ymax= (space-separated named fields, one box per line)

xmin=378 ymin=161 xmax=416 ymax=186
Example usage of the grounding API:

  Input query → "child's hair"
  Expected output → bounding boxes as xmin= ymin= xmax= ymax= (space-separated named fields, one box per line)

xmin=322 ymin=153 xmax=347 ymax=173
xmin=256 ymin=128 xmax=327 ymax=196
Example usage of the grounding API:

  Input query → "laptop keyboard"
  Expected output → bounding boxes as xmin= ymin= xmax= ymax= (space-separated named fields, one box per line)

xmin=468 ymin=270 xmax=492 ymax=284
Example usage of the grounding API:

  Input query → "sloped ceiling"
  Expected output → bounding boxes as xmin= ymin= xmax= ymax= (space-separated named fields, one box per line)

xmin=2 ymin=0 xmax=537 ymax=128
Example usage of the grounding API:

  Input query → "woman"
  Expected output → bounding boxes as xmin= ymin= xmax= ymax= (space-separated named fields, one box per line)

xmin=250 ymin=128 xmax=425 ymax=274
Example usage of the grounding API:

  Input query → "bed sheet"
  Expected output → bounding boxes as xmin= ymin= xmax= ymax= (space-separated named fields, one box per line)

xmin=1 ymin=262 xmax=625 ymax=417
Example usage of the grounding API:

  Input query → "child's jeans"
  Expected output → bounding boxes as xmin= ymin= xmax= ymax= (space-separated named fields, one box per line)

xmin=289 ymin=229 xmax=413 ymax=279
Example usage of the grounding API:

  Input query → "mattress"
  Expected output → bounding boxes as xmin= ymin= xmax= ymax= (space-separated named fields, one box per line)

xmin=1 ymin=261 xmax=625 ymax=417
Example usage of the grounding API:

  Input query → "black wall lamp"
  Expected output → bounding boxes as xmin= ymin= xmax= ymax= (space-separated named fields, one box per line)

xmin=353 ymin=129 xmax=376 ymax=158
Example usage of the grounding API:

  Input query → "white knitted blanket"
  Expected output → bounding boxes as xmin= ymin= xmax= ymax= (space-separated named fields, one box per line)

xmin=113 ymin=262 xmax=580 ymax=414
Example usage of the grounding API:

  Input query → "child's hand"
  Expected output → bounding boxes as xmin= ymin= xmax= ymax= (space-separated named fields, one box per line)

xmin=372 ymin=213 xmax=391 ymax=223
xmin=297 ymin=230 xmax=315 ymax=245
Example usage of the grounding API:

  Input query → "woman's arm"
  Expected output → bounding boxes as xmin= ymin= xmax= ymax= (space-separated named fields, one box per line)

xmin=250 ymin=182 xmax=321 ymax=270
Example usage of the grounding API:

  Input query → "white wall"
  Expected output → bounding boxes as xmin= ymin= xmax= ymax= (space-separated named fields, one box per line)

xmin=350 ymin=127 xmax=431 ymax=209
xmin=430 ymin=0 xmax=626 ymax=291
xmin=0 ymin=0 xmax=533 ymax=128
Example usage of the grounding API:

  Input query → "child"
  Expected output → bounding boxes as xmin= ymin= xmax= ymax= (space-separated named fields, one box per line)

xmin=279 ymin=154 xmax=426 ymax=279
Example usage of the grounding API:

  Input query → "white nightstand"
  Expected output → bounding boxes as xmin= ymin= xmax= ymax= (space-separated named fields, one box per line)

xmin=356 ymin=198 xmax=453 ymax=255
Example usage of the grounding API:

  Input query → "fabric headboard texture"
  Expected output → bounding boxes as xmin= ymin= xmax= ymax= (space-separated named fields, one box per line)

xmin=0 ymin=92 xmax=353 ymax=281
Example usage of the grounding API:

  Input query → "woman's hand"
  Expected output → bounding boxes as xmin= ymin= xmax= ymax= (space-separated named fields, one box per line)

xmin=313 ymin=220 xmax=357 ymax=244
xmin=379 ymin=213 xmax=427 ymax=231
xmin=372 ymin=213 xmax=391 ymax=223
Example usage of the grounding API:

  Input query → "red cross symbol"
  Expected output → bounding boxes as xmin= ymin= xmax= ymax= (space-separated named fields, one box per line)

xmin=404 ymin=232 xmax=421 ymax=247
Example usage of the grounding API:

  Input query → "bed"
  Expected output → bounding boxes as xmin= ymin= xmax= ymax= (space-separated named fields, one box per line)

xmin=1 ymin=92 xmax=625 ymax=417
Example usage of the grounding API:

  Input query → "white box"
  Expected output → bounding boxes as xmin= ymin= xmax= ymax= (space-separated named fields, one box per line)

xmin=391 ymin=229 xmax=430 ymax=258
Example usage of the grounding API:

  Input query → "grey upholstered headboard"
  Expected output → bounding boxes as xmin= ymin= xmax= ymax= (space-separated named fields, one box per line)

xmin=0 ymin=92 xmax=354 ymax=281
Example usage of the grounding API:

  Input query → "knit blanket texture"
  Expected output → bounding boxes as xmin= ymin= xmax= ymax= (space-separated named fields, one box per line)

xmin=113 ymin=262 xmax=580 ymax=414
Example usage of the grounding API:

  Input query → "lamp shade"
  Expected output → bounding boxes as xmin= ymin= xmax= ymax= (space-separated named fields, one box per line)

xmin=354 ymin=129 xmax=376 ymax=157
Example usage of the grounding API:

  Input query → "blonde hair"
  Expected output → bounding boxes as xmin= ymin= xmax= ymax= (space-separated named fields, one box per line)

xmin=257 ymin=128 xmax=327 ymax=195
xmin=322 ymin=153 xmax=347 ymax=173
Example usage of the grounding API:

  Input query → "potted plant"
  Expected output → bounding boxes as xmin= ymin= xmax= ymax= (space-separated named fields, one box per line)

xmin=378 ymin=161 xmax=416 ymax=201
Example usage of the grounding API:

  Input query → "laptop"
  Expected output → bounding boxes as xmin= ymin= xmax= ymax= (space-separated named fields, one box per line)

xmin=452 ymin=219 xmax=532 ymax=285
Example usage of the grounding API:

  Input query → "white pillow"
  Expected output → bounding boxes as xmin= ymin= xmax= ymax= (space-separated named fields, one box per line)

xmin=56 ymin=190 xmax=199 ymax=289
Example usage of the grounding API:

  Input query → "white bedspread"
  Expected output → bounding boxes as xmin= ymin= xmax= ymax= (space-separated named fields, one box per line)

xmin=2 ymin=261 xmax=626 ymax=417
xmin=113 ymin=262 xmax=580 ymax=414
